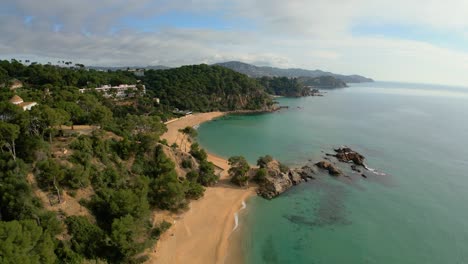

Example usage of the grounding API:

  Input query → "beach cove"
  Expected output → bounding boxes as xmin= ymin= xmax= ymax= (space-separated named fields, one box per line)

xmin=149 ymin=81 xmax=468 ymax=264
xmin=148 ymin=112 xmax=256 ymax=264
xmin=197 ymin=82 xmax=468 ymax=264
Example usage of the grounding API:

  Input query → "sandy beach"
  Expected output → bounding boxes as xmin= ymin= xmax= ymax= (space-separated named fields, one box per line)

xmin=147 ymin=112 xmax=256 ymax=264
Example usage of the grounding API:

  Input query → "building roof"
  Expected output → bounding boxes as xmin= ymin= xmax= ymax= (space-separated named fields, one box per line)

xmin=9 ymin=79 xmax=23 ymax=90
xmin=10 ymin=95 xmax=24 ymax=104
xmin=19 ymin=102 xmax=36 ymax=107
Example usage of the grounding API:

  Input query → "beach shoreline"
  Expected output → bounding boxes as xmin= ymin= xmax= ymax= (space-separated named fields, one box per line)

xmin=147 ymin=112 xmax=255 ymax=264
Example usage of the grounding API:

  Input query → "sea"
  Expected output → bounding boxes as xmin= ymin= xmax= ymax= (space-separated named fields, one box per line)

xmin=197 ymin=82 xmax=468 ymax=264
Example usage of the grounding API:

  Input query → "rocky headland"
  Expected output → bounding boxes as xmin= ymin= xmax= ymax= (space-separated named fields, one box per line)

xmin=255 ymin=147 xmax=373 ymax=199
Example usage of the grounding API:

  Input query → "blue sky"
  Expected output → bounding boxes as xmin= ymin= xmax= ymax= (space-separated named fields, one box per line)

xmin=2 ymin=0 xmax=468 ymax=85
xmin=116 ymin=11 xmax=254 ymax=32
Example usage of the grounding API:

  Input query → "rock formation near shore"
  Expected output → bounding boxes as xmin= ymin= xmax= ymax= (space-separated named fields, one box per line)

xmin=332 ymin=147 xmax=366 ymax=166
xmin=256 ymin=159 xmax=315 ymax=199
xmin=315 ymin=161 xmax=343 ymax=176
xmin=255 ymin=147 xmax=374 ymax=199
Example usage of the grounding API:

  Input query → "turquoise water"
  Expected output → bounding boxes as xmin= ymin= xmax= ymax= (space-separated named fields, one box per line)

xmin=198 ymin=82 xmax=468 ymax=264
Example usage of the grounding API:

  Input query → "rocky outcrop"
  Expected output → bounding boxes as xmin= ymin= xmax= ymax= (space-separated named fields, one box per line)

xmin=255 ymin=148 xmax=376 ymax=199
xmin=288 ymin=170 xmax=303 ymax=185
xmin=310 ymin=89 xmax=324 ymax=96
xmin=332 ymin=147 xmax=366 ymax=166
xmin=160 ymin=144 xmax=199 ymax=178
xmin=315 ymin=161 xmax=343 ymax=176
xmin=256 ymin=160 xmax=317 ymax=199
xmin=256 ymin=160 xmax=291 ymax=199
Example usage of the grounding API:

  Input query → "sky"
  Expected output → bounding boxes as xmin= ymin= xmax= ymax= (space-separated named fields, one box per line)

xmin=1 ymin=0 xmax=468 ymax=85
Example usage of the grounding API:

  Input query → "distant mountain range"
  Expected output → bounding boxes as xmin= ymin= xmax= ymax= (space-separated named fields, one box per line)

xmin=87 ymin=65 xmax=169 ymax=71
xmin=88 ymin=61 xmax=373 ymax=83
xmin=215 ymin=61 xmax=373 ymax=83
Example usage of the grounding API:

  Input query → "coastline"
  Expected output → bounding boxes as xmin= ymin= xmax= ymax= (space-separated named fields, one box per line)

xmin=147 ymin=112 xmax=256 ymax=264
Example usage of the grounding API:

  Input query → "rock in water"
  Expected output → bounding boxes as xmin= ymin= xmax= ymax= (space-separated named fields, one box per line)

xmin=289 ymin=170 xmax=303 ymax=185
xmin=258 ymin=173 xmax=292 ymax=199
xmin=299 ymin=165 xmax=317 ymax=179
xmin=333 ymin=147 xmax=366 ymax=166
xmin=256 ymin=159 xmax=313 ymax=199
xmin=315 ymin=161 xmax=343 ymax=176
xmin=351 ymin=164 xmax=362 ymax=173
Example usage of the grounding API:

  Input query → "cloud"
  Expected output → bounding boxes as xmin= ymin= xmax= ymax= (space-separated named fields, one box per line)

xmin=1 ymin=0 xmax=468 ymax=85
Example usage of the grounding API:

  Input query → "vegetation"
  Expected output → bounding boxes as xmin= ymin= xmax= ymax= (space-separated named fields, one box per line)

xmin=0 ymin=59 xmax=281 ymax=263
xmin=228 ymin=156 xmax=251 ymax=187
xmin=258 ymin=76 xmax=347 ymax=97
xmin=257 ymin=155 xmax=274 ymax=168
xmin=181 ymin=126 xmax=198 ymax=138
xmin=258 ymin=76 xmax=309 ymax=97
xmin=253 ymin=168 xmax=268 ymax=184
xmin=0 ymin=60 xmax=240 ymax=263
xmin=0 ymin=220 xmax=57 ymax=264
xmin=0 ymin=59 xmax=137 ymax=88
xmin=190 ymin=143 xmax=219 ymax=186
xmin=297 ymin=76 xmax=347 ymax=88
xmin=144 ymin=64 xmax=273 ymax=112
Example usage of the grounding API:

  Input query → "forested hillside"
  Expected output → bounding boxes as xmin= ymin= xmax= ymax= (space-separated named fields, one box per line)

xmin=0 ymin=60 xmax=236 ymax=263
xmin=297 ymin=76 xmax=347 ymax=88
xmin=143 ymin=64 xmax=274 ymax=112
xmin=0 ymin=60 xmax=137 ymax=88
xmin=258 ymin=76 xmax=309 ymax=97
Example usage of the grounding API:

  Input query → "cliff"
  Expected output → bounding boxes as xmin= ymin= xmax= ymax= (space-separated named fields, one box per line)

xmin=143 ymin=64 xmax=274 ymax=112
xmin=297 ymin=76 xmax=347 ymax=89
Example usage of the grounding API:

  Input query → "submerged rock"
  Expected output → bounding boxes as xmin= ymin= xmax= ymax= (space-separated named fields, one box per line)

xmin=351 ymin=164 xmax=362 ymax=173
xmin=289 ymin=170 xmax=303 ymax=185
xmin=315 ymin=161 xmax=343 ymax=176
xmin=299 ymin=165 xmax=317 ymax=179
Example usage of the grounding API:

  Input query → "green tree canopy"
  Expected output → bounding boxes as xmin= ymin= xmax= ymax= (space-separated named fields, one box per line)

xmin=228 ymin=156 xmax=251 ymax=187
xmin=0 ymin=121 xmax=20 ymax=160
xmin=0 ymin=220 xmax=57 ymax=264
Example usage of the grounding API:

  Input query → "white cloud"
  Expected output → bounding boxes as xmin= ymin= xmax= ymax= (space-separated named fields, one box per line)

xmin=1 ymin=0 xmax=468 ymax=85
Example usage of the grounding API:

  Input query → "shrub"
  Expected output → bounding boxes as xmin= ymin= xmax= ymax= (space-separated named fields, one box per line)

xmin=185 ymin=181 xmax=205 ymax=200
xmin=279 ymin=163 xmax=289 ymax=173
xmin=198 ymin=161 xmax=218 ymax=186
xmin=185 ymin=170 xmax=199 ymax=182
xmin=181 ymin=126 xmax=198 ymax=138
xmin=253 ymin=168 xmax=268 ymax=184
xmin=151 ymin=221 xmax=172 ymax=240
xmin=159 ymin=139 xmax=169 ymax=146
xmin=189 ymin=143 xmax=207 ymax=161
xmin=257 ymin=155 xmax=273 ymax=168
xmin=228 ymin=156 xmax=251 ymax=187
xmin=65 ymin=216 xmax=106 ymax=259
xmin=181 ymin=158 xmax=193 ymax=169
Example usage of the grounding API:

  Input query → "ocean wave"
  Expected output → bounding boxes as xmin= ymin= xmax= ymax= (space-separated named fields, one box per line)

xmin=364 ymin=164 xmax=386 ymax=176
xmin=232 ymin=201 xmax=247 ymax=232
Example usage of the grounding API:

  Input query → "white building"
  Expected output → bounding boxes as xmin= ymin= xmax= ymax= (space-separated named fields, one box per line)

xmin=79 ymin=84 xmax=146 ymax=98
xmin=10 ymin=95 xmax=37 ymax=111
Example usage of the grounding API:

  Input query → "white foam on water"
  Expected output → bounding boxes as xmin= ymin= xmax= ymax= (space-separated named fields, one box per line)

xmin=232 ymin=201 xmax=247 ymax=232
xmin=364 ymin=164 xmax=386 ymax=176
xmin=241 ymin=200 xmax=246 ymax=210
xmin=232 ymin=213 xmax=239 ymax=232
